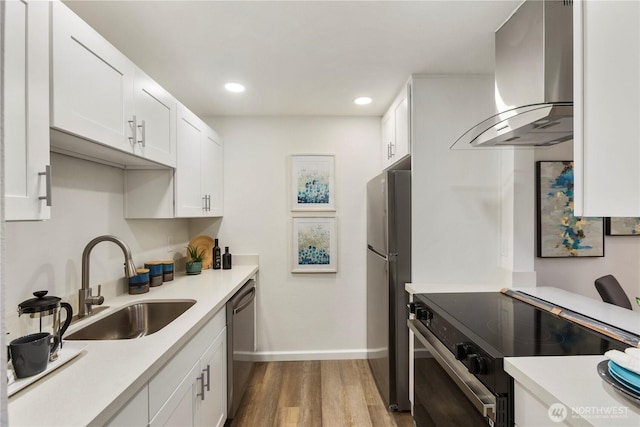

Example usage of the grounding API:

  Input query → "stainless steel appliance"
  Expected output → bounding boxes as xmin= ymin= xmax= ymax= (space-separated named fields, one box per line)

xmin=367 ymin=170 xmax=411 ymax=411
xmin=408 ymin=291 xmax=631 ymax=427
xmin=226 ymin=279 xmax=256 ymax=421
xmin=451 ymin=0 xmax=574 ymax=149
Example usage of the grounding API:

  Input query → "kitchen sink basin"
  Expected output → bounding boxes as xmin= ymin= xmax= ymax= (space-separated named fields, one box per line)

xmin=65 ymin=300 xmax=196 ymax=340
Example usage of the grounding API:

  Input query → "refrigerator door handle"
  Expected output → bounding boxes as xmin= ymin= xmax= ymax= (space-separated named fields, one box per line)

xmin=367 ymin=245 xmax=388 ymax=260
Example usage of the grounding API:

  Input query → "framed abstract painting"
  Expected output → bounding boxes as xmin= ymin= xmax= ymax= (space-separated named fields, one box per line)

xmin=291 ymin=216 xmax=337 ymax=273
xmin=291 ymin=155 xmax=335 ymax=211
xmin=536 ymin=161 xmax=604 ymax=257
xmin=606 ymin=217 xmax=640 ymax=236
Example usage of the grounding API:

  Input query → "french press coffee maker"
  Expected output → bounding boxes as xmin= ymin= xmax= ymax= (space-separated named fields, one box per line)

xmin=17 ymin=291 xmax=73 ymax=361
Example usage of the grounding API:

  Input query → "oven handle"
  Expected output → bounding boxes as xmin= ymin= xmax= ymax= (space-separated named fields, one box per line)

xmin=408 ymin=319 xmax=496 ymax=422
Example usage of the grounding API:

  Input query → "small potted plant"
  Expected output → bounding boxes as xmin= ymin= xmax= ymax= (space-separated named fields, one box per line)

xmin=186 ymin=245 xmax=206 ymax=275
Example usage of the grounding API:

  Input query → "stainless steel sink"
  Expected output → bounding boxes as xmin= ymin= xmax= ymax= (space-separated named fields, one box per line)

xmin=65 ymin=300 xmax=196 ymax=340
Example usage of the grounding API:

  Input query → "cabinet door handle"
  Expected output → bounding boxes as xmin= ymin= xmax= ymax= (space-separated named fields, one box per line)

xmin=390 ymin=142 xmax=396 ymax=157
xmin=387 ymin=143 xmax=392 ymax=159
xmin=38 ymin=165 xmax=52 ymax=206
xmin=203 ymin=365 xmax=211 ymax=391
xmin=137 ymin=120 xmax=146 ymax=147
xmin=196 ymin=372 xmax=205 ymax=401
xmin=128 ymin=115 xmax=137 ymax=145
xmin=202 ymin=195 xmax=208 ymax=211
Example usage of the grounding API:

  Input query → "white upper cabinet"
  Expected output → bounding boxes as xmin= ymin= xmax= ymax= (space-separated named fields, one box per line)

xmin=381 ymin=83 xmax=411 ymax=170
xmin=175 ymin=103 xmax=224 ymax=218
xmin=50 ymin=0 xmax=134 ymax=152
xmin=50 ymin=1 xmax=175 ymax=168
xmin=124 ymin=104 xmax=224 ymax=219
xmin=4 ymin=0 xmax=51 ymax=221
xmin=202 ymin=127 xmax=224 ymax=217
xmin=573 ymin=0 xmax=640 ymax=216
xmin=132 ymin=67 xmax=177 ymax=167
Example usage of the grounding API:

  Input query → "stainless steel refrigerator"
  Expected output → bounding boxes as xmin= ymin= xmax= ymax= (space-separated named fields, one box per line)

xmin=366 ymin=170 xmax=411 ymax=412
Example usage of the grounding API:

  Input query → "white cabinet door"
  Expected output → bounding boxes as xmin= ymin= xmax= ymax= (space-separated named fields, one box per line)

xmin=201 ymin=127 xmax=224 ymax=217
xmin=150 ymin=362 xmax=199 ymax=427
xmin=574 ymin=0 xmax=640 ymax=216
xmin=133 ymin=67 xmax=177 ymax=167
xmin=125 ymin=108 xmax=224 ymax=219
xmin=175 ymin=103 xmax=224 ymax=218
xmin=381 ymin=112 xmax=394 ymax=170
xmin=175 ymin=104 xmax=205 ymax=217
xmin=195 ymin=328 xmax=227 ymax=427
xmin=106 ymin=385 xmax=149 ymax=427
xmin=50 ymin=1 xmax=134 ymax=152
xmin=380 ymin=83 xmax=410 ymax=171
xmin=393 ymin=93 xmax=410 ymax=161
xmin=4 ymin=0 xmax=51 ymax=221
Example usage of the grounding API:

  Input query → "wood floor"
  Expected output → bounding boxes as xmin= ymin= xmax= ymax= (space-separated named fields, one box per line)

xmin=229 ymin=360 xmax=414 ymax=427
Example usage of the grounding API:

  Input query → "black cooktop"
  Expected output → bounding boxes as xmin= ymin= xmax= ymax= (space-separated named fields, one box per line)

xmin=415 ymin=292 xmax=627 ymax=358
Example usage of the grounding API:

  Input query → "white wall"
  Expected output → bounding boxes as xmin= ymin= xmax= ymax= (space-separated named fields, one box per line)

xmin=411 ymin=75 xmax=508 ymax=285
xmin=533 ymin=142 xmax=640 ymax=308
xmin=3 ymin=153 xmax=191 ymax=338
xmin=197 ymin=116 xmax=380 ymax=360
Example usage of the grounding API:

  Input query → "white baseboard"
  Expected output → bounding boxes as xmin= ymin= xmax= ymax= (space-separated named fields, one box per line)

xmin=249 ymin=349 xmax=370 ymax=362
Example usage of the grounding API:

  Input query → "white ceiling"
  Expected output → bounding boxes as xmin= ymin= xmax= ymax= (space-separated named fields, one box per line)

xmin=63 ymin=0 xmax=521 ymax=117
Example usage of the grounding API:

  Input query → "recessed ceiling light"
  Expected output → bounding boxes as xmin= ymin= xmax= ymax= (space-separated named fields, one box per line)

xmin=354 ymin=96 xmax=372 ymax=105
xmin=225 ymin=82 xmax=245 ymax=93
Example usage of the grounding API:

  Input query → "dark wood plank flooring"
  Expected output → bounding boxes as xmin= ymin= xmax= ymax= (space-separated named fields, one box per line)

xmin=230 ymin=360 xmax=414 ymax=427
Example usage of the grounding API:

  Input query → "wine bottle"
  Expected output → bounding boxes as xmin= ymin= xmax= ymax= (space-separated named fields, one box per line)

xmin=223 ymin=246 xmax=232 ymax=269
xmin=213 ymin=239 xmax=222 ymax=270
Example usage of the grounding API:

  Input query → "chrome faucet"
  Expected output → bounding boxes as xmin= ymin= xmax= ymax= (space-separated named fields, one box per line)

xmin=79 ymin=235 xmax=138 ymax=318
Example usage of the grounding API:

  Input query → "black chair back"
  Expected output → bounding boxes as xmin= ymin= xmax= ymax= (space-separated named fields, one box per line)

xmin=594 ymin=275 xmax=633 ymax=310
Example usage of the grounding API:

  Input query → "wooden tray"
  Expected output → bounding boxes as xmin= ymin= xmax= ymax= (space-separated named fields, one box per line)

xmin=188 ymin=235 xmax=214 ymax=269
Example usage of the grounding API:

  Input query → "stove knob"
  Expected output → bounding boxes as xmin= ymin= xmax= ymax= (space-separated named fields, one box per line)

xmin=467 ymin=354 xmax=488 ymax=375
xmin=454 ymin=343 xmax=472 ymax=361
xmin=407 ymin=302 xmax=417 ymax=314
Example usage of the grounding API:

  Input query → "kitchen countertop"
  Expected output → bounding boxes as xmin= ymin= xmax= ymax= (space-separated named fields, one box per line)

xmin=8 ymin=264 xmax=258 ymax=426
xmin=515 ymin=286 xmax=640 ymax=336
xmin=405 ymin=282 xmax=508 ymax=294
xmin=505 ymin=355 xmax=640 ymax=426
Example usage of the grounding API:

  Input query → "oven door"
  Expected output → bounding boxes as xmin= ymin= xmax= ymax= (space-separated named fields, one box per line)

xmin=409 ymin=320 xmax=496 ymax=427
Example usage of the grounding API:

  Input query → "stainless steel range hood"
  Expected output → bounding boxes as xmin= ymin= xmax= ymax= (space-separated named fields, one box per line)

xmin=451 ymin=0 xmax=573 ymax=149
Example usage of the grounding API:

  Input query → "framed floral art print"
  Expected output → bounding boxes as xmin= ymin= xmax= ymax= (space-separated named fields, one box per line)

xmin=291 ymin=155 xmax=335 ymax=211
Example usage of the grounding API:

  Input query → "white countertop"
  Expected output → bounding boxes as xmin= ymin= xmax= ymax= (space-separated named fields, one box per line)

xmin=505 ymin=355 xmax=640 ymax=426
xmin=406 ymin=282 xmax=508 ymax=294
xmin=515 ymin=287 xmax=640 ymax=336
xmin=8 ymin=264 xmax=258 ymax=426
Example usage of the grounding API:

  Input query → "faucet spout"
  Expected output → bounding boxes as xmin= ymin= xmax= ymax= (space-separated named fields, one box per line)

xmin=79 ymin=235 xmax=137 ymax=318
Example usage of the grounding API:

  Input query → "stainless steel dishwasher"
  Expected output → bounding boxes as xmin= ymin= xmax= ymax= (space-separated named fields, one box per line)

xmin=226 ymin=278 xmax=256 ymax=421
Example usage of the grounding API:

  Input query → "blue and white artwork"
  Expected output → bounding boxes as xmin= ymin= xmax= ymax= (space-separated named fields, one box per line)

xmin=291 ymin=155 xmax=335 ymax=211
xmin=292 ymin=217 xmax=337 ymax=273
xmin=606 ymin=217 xmax=640 ymax=236
xmin=297 ymin=223 xmax=330 ymax=265
xmin=537 ymin=161 xmax=604 ymax=257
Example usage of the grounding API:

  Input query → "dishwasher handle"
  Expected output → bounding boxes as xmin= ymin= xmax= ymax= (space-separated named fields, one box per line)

xmin=232 ymin=281 xmax=256 ymax=315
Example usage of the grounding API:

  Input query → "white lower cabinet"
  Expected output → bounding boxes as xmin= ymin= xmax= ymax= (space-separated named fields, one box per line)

xmin=514 ymin=382 xmax=571 ymax=427
xmin=195 ymin=331 xmax=227 ymax=427
xmin=149 ymin=309 xmax=227 ymax=427
xmin=106 ymin=385 xmax=149 ymax=426
xmin=150 ymin=362 xmax=200 ymax=426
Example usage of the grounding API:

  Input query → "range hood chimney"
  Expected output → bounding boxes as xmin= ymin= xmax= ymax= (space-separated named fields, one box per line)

xmin=451 ymin=0 xmax=573 ymax=149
